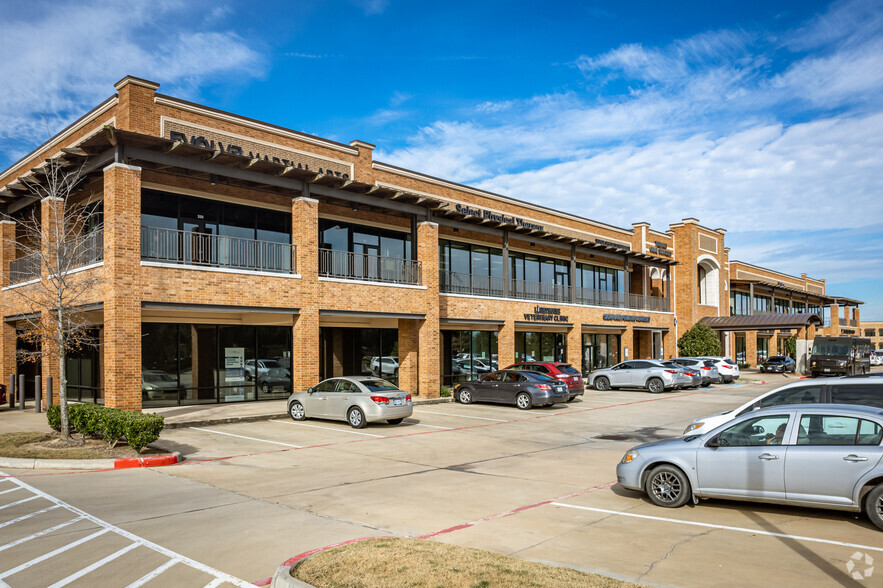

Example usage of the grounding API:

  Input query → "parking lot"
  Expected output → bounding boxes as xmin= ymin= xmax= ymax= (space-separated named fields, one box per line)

xmin=2 ymin=376 xmax=882 ymax=586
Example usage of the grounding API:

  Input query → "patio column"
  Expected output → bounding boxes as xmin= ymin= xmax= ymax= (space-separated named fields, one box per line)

xmin=291 ymin=196 xmax=320 ymax=391
xmin=416 ymin=221 xmax=440 ymax=398
xmin=0 ymin=220 xmax=17 ymax=393
xmin=498 ymin=320 xmax=515 ymax=367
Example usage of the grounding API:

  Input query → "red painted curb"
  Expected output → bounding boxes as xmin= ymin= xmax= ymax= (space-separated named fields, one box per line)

xmin=113 ymin=454 xmax=179 ymax=469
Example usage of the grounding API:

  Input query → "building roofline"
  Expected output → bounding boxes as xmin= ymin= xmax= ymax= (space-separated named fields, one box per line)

xmin=730 ymin=259 xmax=824 ymax=285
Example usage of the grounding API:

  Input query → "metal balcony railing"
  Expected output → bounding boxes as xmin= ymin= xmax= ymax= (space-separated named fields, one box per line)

xmin=7 ymin=230 xmax=104 ymax=286
xmin=319 ymin=248 xmax=422 ymax=285
xmin=8 ymin=252 xmax=41 ymax=285
xmin=141 ymin=226 xmax=295 ymax=274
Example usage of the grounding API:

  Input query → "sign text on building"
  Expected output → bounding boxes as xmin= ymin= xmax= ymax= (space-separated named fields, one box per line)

xmin=454 ymin=204 xmax=544 ymax=231
xmin=603 ymin=313 xmax=651 ymax=323
xmin=523 ymin=305 xmax=569 ymax=322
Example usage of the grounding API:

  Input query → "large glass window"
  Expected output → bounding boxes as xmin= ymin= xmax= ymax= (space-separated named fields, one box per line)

xmin=581 ymin=333 xmax=620 ymax=375
xmin=730 ymin=291 xmax=751 ymax=316
xmin=735 ymin=335 xmax=746 ymax=363
xmin=754 ymin=295 xmax=771 ymax=313
xmin=757 ymin=337 xmax=769 ymax=363
xmin=775 ymin=298 xmax=790 ymax=313
xmin=515 ymin=332 xmax=565 ymax=363
xmin=442 ymin=330 xmax=499 ymax=384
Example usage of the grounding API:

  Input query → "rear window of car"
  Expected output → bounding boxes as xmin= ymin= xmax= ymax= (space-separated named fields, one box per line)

xmin=723 ymin=359 xmax=737 ymax=365
xmin=703 ymin=360 xmax=717 ymax=367
xmin=361 ymin=380 xmax=398 ymax=392
xmin=830 ymin=384 xmax=883 ymax=409
xmin=557 ymin=365 xmax=580 ymax=375
xmin=527 ymin=373 xmax=556 ymax=381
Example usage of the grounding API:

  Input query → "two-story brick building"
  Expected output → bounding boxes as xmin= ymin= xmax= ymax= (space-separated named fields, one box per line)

xmin=0 ymin=76 xmax=863 ymax=410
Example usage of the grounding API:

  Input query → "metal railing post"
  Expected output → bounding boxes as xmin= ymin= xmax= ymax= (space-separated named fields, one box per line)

xmin=8 ymin=374 xmax=13 ymax=408
xmin=47 ymin=377 xmax=53 ymax=408
xmin=18 ymin=374 xmax=25 ymax=410
xmin=35 ymin=375 xmax=41 ymax=413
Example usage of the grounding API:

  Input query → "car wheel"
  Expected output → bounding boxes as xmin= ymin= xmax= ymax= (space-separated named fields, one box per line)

xmin=289 ymin=401 xmax=306 ymax=421
xmin=515 ymin=392 xmax=532 ymax=410
xmin=260 ymin=382 xmax=270 ymax=395
xmin=347 ymin=407 xmax=367 ymax=429
xmin=647 ymin=378 xmax=664 ymax=394
xmin=387 ymin=418 xmax=404 ymax=425
xmin=865 ymin=484 xmax=883 ymax=531
xmin=701 ymin=381 xmax=711 ymax=388
xmin=593 ymin=376 xmax=610 ymax=391
xmin=457 ymin=388 xmax=472 ymax=404
xmin=567 ymin=395 xmax=577 ymax=402
xmin=645 ymin=465 xmax=691 ymax=508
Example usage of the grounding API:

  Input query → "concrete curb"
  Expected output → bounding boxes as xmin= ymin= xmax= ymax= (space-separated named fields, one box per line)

xmin=269 ymin=564 xmax=314 ymax=587
xmin=264 ymin=536 xmax=390 ymax=587
xmin=0 ymin=451 xmax=183 ymax=471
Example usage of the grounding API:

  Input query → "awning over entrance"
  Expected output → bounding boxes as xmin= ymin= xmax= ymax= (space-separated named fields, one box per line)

xmin=700 ymin=313 xmax=823 ymax=331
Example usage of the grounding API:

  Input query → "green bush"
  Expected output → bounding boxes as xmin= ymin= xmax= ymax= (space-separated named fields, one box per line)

xmin=47 ymin=405 xmax=61 ymax=431
xmin=99 ymin=408 xmax=128 ymax=448
xmin=125 ymin=413 xmax=165 ymax=452
xmin=677 ymin=323 xmax=722 ymax=357
xmin=69 ymin=404 xmax=103 ymax=438
xmin=439 ymin=385 xmax=452 ymax=398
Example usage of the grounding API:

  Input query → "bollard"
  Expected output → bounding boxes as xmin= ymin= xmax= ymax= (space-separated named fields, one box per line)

xmin=18 ymin=374 xmax=25 ymax=410
xmin=35 ymin=375 xmax=42 ymax=414
xmin=7 ymin=375 xmax=13 ymax=409
xmin=47 ymin=377 xmax=53 ymax=408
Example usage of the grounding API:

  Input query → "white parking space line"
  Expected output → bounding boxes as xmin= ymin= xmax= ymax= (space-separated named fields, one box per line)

xmin=0 ymin=516 xmax=83 ymax=553
xmin=551 ymin=502 xmax=883 ymax=554
xmin=0 ymin=505 xmax=60 ymax=530
xmin=0 ymin=487 xmax=23 ymax=496
xmin=405 ymin=422 xmax=452 ymax=430
xmin=125 ymin=559 xmax=178 ymax=588
xmin=47 ymin=542 xmax=141 ymax=588
xmin=204 ymin=578 xmax=225 ymax=588
xmin=0 ymin=496 xmax=39 ymax=511
xmin=0 ymin=528 xmax=110 ymax=580
xmin=190 ymin=427 xmax=303 ymax=448
xmin=413 ymin=410 xmax=508 ymax=422
xmin=269 ymin=420 xmax=386 ymax=438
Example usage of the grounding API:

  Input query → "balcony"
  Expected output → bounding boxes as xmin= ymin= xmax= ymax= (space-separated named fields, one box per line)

xmin=141 ymin=226 xmax=295 ymax=274
xmin=439 ymin=271 xmax=670 ymax=312
xmin=7 ymin=230 xmax=104 ymax=286
xmin=319 ymin=248 xmax=422 ymax=286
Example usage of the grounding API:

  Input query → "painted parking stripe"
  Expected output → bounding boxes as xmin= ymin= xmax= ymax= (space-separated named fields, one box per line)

xmin=0 ymin=505 xmax=61 ymax=529
xmin=204 ymin=578 xmax=225 ymax=588
xmin=0 ymin=517 xmax=83 ymax=553
xmin=413 ymin=410 xmax=508 ymax=422
xmin=550 ymin=503 xmax=883 ymax=554
xmin=47 ymin=542 xmax=141 ymax=588
xmin=0 ymin=495 xmax=39 ymax=511
xmin=0 ymin=528 xmax=109 ymax=579
xmin=0 ymin=487 xmax=22 ymax=496
xmin=190 ymin=427 xmax=303 ymax=448
xmin=124 ymin=559 xmax=178 ymax=588
xmin=269 ymin=420 xmax=385 ymax=438
xmin=405 ymin=422 xmax=453 ymax=430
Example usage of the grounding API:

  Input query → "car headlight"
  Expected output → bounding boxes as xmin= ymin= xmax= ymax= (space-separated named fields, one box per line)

xmin=143 ymin=384 xmax=156 ymax=390
xmin=621 ymin=450 xmax=640 ymax=464
xmin=684 ymin=422 xmax=703 ymax=434
xmin=839 ymin=360 xmax=847 ymax=366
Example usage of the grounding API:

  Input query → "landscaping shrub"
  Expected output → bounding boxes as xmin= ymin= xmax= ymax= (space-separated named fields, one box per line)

xmin=439 ymin=385 xmax=452 ymax=398
xmin=124 ymin=413 xmax=165 ymax=452
xmin=44 ymin=404 xmax=165 ymax=451
xmin=47 ymin=405 xmax=61 ymax=431
xmin=69 ymin=403 xmax=103 ymax=438
xmin=677 ymin=323 xmax=722 ymax=357
xmin=99 ymin=408 xmax=128 ymax=448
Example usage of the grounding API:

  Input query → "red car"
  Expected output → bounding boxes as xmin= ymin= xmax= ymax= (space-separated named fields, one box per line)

xmin=504 ymin=362 xmax=584 ymax=401
xmin=0 ymin=384 xmax=5 ymax=405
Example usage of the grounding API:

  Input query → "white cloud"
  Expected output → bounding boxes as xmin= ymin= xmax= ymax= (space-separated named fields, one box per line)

xmin=0 ymin=0 xmax=265 ymax=162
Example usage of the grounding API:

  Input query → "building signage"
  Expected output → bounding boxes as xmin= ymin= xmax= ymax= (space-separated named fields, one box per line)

xmin=523 ymin=305 xmax=569 ymax=322
xmin=595 ymin=238 xmax=629 ymax=250
xmin=165 ymin=121 xmax=353 ymax=179
xmin=649 ymin=240 xmax=673 ymax=257
xmin=603 ymin=313 xmax=651 ymax=323
xmin=454 ymin=204 xmax=544 ymax=231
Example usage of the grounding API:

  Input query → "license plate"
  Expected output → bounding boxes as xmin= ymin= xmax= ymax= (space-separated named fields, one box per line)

xmin=824 ymin=368 xmax=830 ymax=372
xmin=394 ymin=399 xmax=402 ymax=406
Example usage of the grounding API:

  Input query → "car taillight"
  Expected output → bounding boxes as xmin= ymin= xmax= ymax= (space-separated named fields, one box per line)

xmin=536 ymin=384 xmax=552 ymax=391
xmin=701 ymin=366 xmax=711 ymax=370
xmin=665 ymin=370 xmax=678 ymax=374
xmin=370 ymin=396 xmax=389 ymax=405
xmin=405 ymin=394 xmax=412 ymax=402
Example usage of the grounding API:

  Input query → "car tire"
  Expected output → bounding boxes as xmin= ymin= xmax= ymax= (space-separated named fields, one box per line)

xmin=457 ymin=388 xmax=472 ymax=404
xmin=387 ymin=418 xmax=404 ymax=425
xmin=515 ymin=392 xmax=533 ymax=410
xmin=865 ymin=484 xmax=883 ymax=531
xmin=347 ymin=407 xmax=367 ymax=429
xmin=260 ymin=382 xmax=270 ymax=395
xmin=593 ymin=377 xmax=611 ymax=391
xmin=289 ymin=401 xmax=306 ymax=421
xmin=701 ymin=381 xmax=711 ymax=388
xmin=645 ymin=464 xmax=691 ymax=508
xmin=567 ymin=395 xmax=577 ymax=402
xmin=646 ymin=378 xmax=664 ymax=394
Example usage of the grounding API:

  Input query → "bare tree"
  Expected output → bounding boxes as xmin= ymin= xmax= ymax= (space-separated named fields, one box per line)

xmin=1 ymin=155 xmax=103 ymax=441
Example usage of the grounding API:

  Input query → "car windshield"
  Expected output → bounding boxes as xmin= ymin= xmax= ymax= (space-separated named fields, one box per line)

xmin=361 ymin=379 xmax=399 ymax=392
xmin=557 ymin=365 xmax=580 ymax=375
xmin=530 ymin=373 xmax=556 ymax=381
xmin=144 ymin=373 xmax=174 ymax=382
xmin=768 ymin=357 xmax=784 ymax=362
xmin=813 ymin=344 xmax=851 ymax=356
xmin=261 ymin=360 xmax=281 ymax=368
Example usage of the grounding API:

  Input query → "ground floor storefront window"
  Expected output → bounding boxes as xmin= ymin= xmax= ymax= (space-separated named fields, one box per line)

xmin=735 ymin=335 xmax=746 ymax=364
xmin=581 ymin=333 xmax=620 ymax=375
xmin=142 ymin=323 xmax=292 ymax=407
xmin=441 ymin=330 xmax=499 ymax=384
xmin=66 ymin=328 xmax=102 ymax=404
xmin=319 ymin=327 xmax=399 ymax=385
xmin=515 ymin=332 xmax=566 ymax=364
xmin=757 ymin=336 xmax=770 ymax=363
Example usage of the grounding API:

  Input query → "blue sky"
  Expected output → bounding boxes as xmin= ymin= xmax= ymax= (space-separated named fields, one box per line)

xmin=2 ymin=0 xmax=881 ymax=318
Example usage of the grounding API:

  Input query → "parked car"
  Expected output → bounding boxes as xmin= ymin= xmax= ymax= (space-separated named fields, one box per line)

xmin=696 ymin=356 xmax=740 ymax=383
xmin=287 ymin=376 xmax=412 ymax=428
xmin=504 ymin=362 xmax=585 ymax=401
xmin=870 ymin=351 xmax=883 ymax=367
xmin=760 ymin=355 xmax=797 ymax=374
xmin=244 ymin=359 xmax=291 ymax=394
xmin=669 ymin=358 xmax=718 ymax=387
xmin=456 ymin=358 xmax=493 ymax=375
xmin=617 ymin=404 xmax=883 ymax=530
xmin=588 ymin=360 xmax=690 ymax=394
xmin=141 ymin=370 xmax=182 ymax=400
xmin=683 ymin=376 xmax=883 ymax=434
xmin=369 ymin=356 xmax=399 ymax=377
xmin=662 ymin=361 xmax=701 ymax=389
xmin=454 ymin=370 xmax=570 ymax=409
xmin=0 ymin=383 xmax=5 ymax=404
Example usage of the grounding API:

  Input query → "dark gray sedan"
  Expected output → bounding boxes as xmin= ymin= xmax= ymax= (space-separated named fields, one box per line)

xmin=616 ymin=404 xmax=883 ymax=530
xmin=454 ymin=370 xmax=570 ymax=409
xmin=760 ymin=355 xmax=797 ymax=373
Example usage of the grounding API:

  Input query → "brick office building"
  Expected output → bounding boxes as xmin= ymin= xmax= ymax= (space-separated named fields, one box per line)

xmin=0 ymin=76 xmax=863 ymax=410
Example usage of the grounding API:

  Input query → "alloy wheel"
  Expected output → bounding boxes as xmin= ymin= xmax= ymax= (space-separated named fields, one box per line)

xmin=650 ymin=471 xmax=682 ymax=504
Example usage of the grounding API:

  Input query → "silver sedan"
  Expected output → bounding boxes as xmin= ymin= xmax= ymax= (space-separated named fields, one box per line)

xmin=616 ymin=404 xmax=883 ymax=530
xmin=287 ymin=376 xmax=413 ymax=428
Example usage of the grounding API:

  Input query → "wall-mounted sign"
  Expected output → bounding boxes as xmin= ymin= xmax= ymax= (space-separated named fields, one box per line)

xmin=603 ymin=313 xmax=651 ymax=323
xmin=654 ymin=241 xmax=668 ymax=249
xmin=595 ymin=238 xmax=629 ymax=250
xmin=523 ymin=305 xmax=569 ymax=322
xmin=648 ymin=246 xmax=673 ymax=257
xmin=454 ymin=204 xmax=544 ymax=231
xmin=164 ymin=120 xmax=353 ymax=179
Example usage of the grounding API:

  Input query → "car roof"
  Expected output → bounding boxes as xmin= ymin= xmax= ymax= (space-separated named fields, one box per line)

xmin=751 ymin=403 xmax=883 ymax=418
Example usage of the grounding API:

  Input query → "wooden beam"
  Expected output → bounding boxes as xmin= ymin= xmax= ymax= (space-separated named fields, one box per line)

xmin=278 ymin=165 xmax=295 ymax=177
xmin=103 ymin=126 xmax=117 ymax=147
xmin=244 ymin=157 xmax=261 ymax=168
xmin=389 ymin=191 xmax=405 ymax=200
xmin=61 ymin=147 xmax=89 ymax=157
xmin=365 ymin=185 xmax=383 ymax=195
xmin=164 ymin=140 xmax=184 ymax=153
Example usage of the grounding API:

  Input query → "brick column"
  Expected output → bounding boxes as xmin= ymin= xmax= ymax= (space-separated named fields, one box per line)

xmin=40 ymin=197 xmax=63 ymax=407
xmin=0 ymin=220 xmax=17 ymax=390
xmin=397 ymin=319 xmax=419 ymax=394
xmin=566 ymin=325 xmax=581 ymax=367
xmin=498 ymin=320 xmax=515 ymax=367
xmin=746 ymin=331 xmax=758 ymax=367
xmin=417 ymin=221 xmax=439 ymax=398
xmin=103 ymin=163 xmax=142 ymax=411
xmin=622 ymin=327 xmax=634 ymax=361
xmin=291 ymin=197 xmax=320 ymax=391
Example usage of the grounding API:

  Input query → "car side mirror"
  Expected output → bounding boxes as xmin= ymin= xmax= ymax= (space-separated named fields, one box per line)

xmin=706 ymin=435 xmax=720 ymax=448
xmin=307 ymin=387 xmax=315 ymax=394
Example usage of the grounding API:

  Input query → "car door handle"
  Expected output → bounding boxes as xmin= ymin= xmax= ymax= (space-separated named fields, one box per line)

xmin=843 ymin=455 xmax=868 ymax=462
xmin=758 ymin=453 xmax=779 ymax=460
